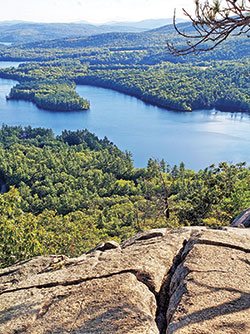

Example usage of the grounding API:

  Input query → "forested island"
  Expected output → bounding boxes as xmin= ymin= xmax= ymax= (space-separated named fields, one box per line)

xmin=1 ymin=5 xmax=250 ymax=332
xmin=6 ymin=79 xmax=90 ymax=111
xmin=0 ymin=125 xmax=250 ymax=268
xmin=0 ymin=22 xmax=249 ymax=112
xmin=0 ymin=16 xmax=249 ymax=268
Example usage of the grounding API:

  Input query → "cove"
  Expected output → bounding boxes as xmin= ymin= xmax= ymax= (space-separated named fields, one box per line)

xmin=0 ymin=63 xmax=250 ymax=170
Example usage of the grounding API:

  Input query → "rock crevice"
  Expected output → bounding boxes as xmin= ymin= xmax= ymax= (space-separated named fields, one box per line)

xmin=0 ymin=226 xmax=249 ymax=334
xmin=195 ymin=238 xmax=250 ymax=253
xmin=0 ymin=268 xmax=157 ymax=296
xmin=155 ymin=239 xmax=191 ymax=333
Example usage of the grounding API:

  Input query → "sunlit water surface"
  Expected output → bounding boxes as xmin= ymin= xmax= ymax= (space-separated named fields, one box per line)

xmin=0 ymin=61 xmax=250 ymax=170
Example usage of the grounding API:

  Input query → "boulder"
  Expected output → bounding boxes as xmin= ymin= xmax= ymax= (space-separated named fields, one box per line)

xmin=231 ymin=207 xmax=250 ymax=228
xmin=0 ymin=226 xmax=249 ymax=334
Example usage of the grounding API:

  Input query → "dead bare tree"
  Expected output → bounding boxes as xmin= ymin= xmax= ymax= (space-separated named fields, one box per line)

xmin=167 ymin=0 xmax=250 ymax=55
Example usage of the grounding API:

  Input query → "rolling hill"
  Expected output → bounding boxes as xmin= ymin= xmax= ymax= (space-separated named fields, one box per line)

xmin=0 ymin=19 xmax=185 ymax=44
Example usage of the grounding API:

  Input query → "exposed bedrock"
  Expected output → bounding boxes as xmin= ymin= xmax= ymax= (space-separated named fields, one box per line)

xmin=0 ymin=226 xmax=249 ymax=334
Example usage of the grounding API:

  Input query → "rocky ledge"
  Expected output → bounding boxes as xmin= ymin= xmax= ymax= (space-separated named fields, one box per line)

xmin=0 ymin=226 xmax=249 ymax=334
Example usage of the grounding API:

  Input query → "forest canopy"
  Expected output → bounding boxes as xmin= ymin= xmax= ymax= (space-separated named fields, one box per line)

xmin=0 ymin=21 xmax=249 ymax=112
xmin=6 ymin=79 xmax=90 ymax=111
xmin=0 ymin=20 xmax=249 ymax=267
xmin=0 ymin=126 xmax=250 ymax=268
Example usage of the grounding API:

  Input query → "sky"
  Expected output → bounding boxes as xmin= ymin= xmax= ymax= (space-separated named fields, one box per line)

xmin=0 ymin=0 xmax=195 ymax=24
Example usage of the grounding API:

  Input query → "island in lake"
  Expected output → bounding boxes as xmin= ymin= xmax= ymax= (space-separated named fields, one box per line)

xmin=0 ymin=22 xmax=249 ymax=112
xmin=6 ymin=79 xmax=90 ymax=111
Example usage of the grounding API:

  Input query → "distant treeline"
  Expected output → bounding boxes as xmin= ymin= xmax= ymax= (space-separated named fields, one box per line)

xmin=0 ymin=25 xmax=249 ymax=111
xmin=0 ymin=26 xmax=249 ymax=63
xmin=1 ymin=58 xmax=249 ymax=112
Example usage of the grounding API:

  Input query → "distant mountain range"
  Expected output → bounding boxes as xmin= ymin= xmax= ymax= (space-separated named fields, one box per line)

xmin=0 ymin=18 xmax=186 ymax=44
xmin=98 ymin=18 xmax=186 ymax=29
xmin=16 ymin=20 xmax=248 ymax=65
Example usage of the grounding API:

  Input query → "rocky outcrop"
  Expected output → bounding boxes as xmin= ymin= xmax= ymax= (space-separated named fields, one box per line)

xmin=231 ymin=207 xmax=250 ymax=228
xmin=0 ymin=226 xmax=249 ymax=334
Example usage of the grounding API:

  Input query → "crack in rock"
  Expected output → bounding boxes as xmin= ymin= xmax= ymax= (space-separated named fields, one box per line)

xmin=0 ymin=268 xmax=19 ymax=278
xmin=196 ymin=239 xmax=250 ymax=253
xmin=2 ymin=228 xmax=249 ymax=334
xmin=121 ymin=229 xmax=167 ymax=248
xmin=155 ymin=239 xmax=192 ymax=334
xmin=87 ymin=241 xmax=121 ymax=254
xmin=155 ymin=235 xmax=250 ymax=334
xmin=0 ymin=269 xmax=156 ymax=296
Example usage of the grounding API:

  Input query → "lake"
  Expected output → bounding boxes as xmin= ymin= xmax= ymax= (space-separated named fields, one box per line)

xmin=0 ymin=61 xmax=250 ymax=170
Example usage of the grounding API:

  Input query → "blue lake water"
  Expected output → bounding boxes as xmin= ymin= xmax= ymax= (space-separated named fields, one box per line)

xmin=0 ymin=61 xmax=250 ymax=170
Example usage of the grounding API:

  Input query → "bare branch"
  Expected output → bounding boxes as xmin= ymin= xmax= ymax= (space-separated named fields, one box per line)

xmin=168 ymin=0 xmax=250 ymax=55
